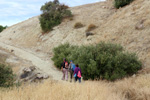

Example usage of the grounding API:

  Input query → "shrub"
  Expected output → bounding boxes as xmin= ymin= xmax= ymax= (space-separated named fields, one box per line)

xmin=74 ymin=22 xmax=84 ymax=29
xmin=0 ymin=25 xmax=7 ymax=32
xmin=39 ymin=0 xmax=72 ymax=33
xmin=114 ymin=0 xmax=134 ymax=9
xmin=86 ymin=24 xmax=97 ymax=32
xmin=52 ymin=42 xmax=142 ymax=81
xmin=0 ymin=64 xmax=15 ymax=87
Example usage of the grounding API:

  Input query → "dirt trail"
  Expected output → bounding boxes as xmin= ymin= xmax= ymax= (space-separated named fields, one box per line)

xmin=0 ymin=42 xmax=63 ymax=81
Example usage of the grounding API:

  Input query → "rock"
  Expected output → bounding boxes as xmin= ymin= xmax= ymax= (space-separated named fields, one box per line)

xmin=23 ymin=68 xmax=32 ymax=73
xmin=132 ymin=74 xmax=136 ymax=78
xmin=43 ymin=74 xmax=49 ymax=79
xmin=36 ymin=49 xmax=41 ymax=52
xmin=131 ymin=12 xmax=136 ymax=15
xmin=19 ymin=66 xmax=49 ymax=82
xmin=86 ymin=32 xmax=94 ymax=37
xmin=111 ymin=7 xmax=115 ymax=9
xmin=102 ymin=6 xmax=106 ymax=9
xmin=29 ymin=66 xmax=36 ymax=71
xmin=11 ymin=49 xmax=14 ymax=52
xmin=135 ymin=24 xmax=144 ymax=30
xmin=36 ymin=73 xmax=43 ymax=79
xmin=20 ymin=67 xmax=32 ymax=79
xmin=135 ymin=19 xmax=146 ymax=30
xmin=36 ymin=73 xmax=49 ymax=79
xmin=20 ymin=72 xmax=29 ymax=79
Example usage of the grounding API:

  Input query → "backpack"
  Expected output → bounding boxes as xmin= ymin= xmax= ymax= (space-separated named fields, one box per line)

xmin=72 ymin=64 xmax=76 ymax=71
xmin=77 ymin=70 xmax=81 ymax=78
xmin=65 ymin=62 xmax=68 ymax=68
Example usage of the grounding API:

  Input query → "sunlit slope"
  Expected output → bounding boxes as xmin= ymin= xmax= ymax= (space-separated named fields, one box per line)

xmin=0 ymin=1 xmax=113 ymax=48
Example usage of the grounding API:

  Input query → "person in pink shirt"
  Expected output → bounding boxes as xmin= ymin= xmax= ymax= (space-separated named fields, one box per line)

xmin=74 ymin=64 xmax=82 ymax=83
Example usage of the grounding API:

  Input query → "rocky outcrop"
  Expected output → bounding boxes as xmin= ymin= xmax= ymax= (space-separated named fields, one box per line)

xmin=19 ymin=66 xmax=49 ymax=83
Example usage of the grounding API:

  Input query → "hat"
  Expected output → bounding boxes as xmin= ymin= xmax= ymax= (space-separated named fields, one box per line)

xmin=70 ymin=60 xmax=72 ymax=62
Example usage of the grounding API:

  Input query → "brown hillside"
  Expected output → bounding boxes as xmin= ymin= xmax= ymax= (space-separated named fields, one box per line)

xmin=0 ymin=0 xmax=150 ymax=68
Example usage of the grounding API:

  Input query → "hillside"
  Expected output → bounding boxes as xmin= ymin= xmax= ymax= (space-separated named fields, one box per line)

xmin=1 ymin=0 xmax=150 ymax=100
xmin=0 ymin=0 xmax=150 ymax=69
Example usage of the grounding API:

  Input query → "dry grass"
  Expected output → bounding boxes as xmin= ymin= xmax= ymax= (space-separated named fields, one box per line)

xmin=1 ymin=74 xmax=150 ymax=100
xmin=0 ymin=81 xmax=123 ymax=100
xmin=0 ymin=54 xmax=7 ymax=64
xmin=86 ymin=24 xmax=97 ymax=32
xmin=0 ymin=52 xmax=8 ymax=64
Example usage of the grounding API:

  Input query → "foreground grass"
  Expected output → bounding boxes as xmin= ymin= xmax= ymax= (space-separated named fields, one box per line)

xmin=1 ymin=74 xmax=150 ymax=100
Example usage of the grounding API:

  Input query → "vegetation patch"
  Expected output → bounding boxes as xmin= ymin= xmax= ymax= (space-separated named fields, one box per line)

xmin=86 ymin=24 xmax=97 ymax=32
xmin=39 ymin=0 xmax=72 ymax=33
xmin=74 ymin=22 xmax=84 ymax=29
xmin=52 ymin=42 xmax=142 ymax=81
xmin=0 ymin=25 xmax=7 ymax=33
xmin=0 ymin=64 xmax=15 ymax=87
xmin=114 ymin=0 xmax=134 ymax=9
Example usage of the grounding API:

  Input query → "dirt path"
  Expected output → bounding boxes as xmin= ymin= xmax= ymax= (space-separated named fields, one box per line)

xmin=0 ymin=42 xmax=63 ymax=81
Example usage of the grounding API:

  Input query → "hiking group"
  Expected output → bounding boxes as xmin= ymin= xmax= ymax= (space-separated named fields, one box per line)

xmin=61 ymin=58 xmax=82 ymax=83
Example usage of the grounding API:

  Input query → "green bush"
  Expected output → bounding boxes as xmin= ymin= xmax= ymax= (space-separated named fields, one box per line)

xmin=0 ymin=64 xmax=15 ymax=87
xmin=114 ymin=0 xmax=134 ymax=9
xmin=52 ymin=42 xmax=142 ymax=81
xmin=39 ymin=0 xmax=72 ymax=33
xmin=0 ymin=25 xmax=7 ymax=32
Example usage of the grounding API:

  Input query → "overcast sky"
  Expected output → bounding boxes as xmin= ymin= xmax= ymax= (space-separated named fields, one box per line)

xmin=0 ymin=0 xmax=105 ymax=26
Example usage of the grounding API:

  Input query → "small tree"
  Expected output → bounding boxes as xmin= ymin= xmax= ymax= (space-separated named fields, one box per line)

xmin=39 ymin=0 xmax=72 ymax=33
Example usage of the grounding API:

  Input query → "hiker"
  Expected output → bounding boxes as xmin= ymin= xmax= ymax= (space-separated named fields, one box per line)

xmin=61 ymin=58 xmax=69 ymax=81
xmin=68 ymin=60 xmax=76 ymax=82
xmin=65 ymin=60 xmax=69 ymax=81
xmin=74 ymin=64 xmax=82 ymax=83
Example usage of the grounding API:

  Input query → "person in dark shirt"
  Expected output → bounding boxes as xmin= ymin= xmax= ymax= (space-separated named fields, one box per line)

xmin=61 ymin=58 xmax=68 ymax=81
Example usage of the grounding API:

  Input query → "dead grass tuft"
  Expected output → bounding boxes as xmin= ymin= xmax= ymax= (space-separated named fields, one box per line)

xmin=86 ymin=24 xmax=97 ymax=32
xmin=74 ymin=22 xmax=84 ymax=29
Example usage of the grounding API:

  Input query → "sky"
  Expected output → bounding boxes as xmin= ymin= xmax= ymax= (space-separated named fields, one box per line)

xmin=0 ymin=0 xmax=105 ymax=26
